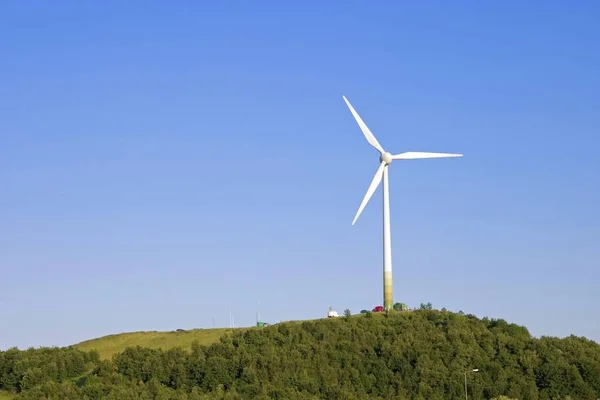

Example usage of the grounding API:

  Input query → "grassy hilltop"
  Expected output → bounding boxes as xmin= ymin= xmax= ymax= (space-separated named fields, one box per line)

xmin=2 ymin=310 xmax=600 ymax=399
xmin=74 ymin=327 xmax=244 ymax=360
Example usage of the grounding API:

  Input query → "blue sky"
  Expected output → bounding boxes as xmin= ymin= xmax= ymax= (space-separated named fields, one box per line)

xmin=1 ymin=1 xmax=599 ymax=349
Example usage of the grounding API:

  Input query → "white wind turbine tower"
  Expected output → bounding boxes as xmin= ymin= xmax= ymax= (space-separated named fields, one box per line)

xmin=342 ymin=95 xmax=462 ymax=312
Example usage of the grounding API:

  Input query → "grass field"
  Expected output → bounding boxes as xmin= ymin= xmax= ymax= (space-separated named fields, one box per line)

xmin=73 ymin=327 xmax=247 ymax=360
xmin=0 ymin=391 xmax=14 ymax=400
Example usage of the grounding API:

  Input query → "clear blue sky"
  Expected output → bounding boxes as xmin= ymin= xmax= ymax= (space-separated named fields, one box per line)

xmin=1 ymin=1 xmax=599 ymax=349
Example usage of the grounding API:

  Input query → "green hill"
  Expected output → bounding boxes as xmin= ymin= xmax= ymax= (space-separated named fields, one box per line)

xmin=73 ymin=327 xmax=243 ymax=360
xmin=2 ymin=310 xmax=600 ymax=399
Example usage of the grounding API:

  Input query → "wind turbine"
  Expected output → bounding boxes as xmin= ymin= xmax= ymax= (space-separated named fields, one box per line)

xmin=342 ymin=95 xmax=462 ymax=311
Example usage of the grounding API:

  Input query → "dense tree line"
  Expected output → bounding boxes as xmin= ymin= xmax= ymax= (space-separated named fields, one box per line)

xmin=2 ymin=309 xmax=600 ymax=399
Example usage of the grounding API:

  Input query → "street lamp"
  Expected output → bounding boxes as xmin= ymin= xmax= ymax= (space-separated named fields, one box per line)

xmin=464 ymin=368 xmax=479 ymax=400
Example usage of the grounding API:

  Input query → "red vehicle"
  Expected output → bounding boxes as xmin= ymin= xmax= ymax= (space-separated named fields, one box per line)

xmin=372 ymin=305 xmax=384 ymax=312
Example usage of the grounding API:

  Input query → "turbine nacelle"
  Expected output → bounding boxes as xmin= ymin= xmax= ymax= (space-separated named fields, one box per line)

xmin=380 ymin=152 xmax=393 ymax=165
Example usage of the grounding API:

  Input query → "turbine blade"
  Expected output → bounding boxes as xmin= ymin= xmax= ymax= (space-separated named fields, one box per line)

xmin=342 ymin=95 xmax=384 ymax=154
xmin=392 ymin=151 xmax=463 ymax=160
xmin=352 ymin=161 xmax=386 ymax=225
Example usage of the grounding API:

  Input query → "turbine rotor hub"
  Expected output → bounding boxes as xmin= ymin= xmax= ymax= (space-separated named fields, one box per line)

xmin=380 ymin=152 xmax=393 ymax=165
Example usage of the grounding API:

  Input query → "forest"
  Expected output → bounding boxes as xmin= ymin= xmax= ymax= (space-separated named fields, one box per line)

xmin=1 ymin=309 xmax=599 ymax=399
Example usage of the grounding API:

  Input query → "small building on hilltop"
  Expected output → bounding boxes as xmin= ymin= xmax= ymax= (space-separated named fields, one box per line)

xmin=327 ymin=306 xmax=340 ymax=318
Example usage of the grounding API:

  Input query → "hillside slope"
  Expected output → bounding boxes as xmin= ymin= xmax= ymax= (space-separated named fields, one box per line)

xmin=2 ymin=310 xmax=600 ymax=399
xmin=74 ymin=327 xmax=242 ymax=360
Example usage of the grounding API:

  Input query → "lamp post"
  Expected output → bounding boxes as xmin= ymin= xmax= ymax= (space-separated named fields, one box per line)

xmin=464 ymin=368 xmax=479 ymax=400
